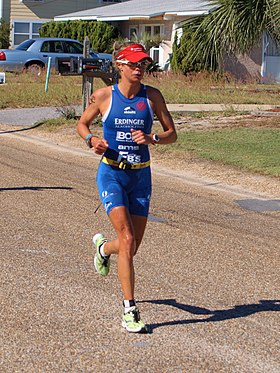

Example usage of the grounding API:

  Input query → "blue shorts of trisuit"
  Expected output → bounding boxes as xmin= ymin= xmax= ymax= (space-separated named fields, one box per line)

xmin=96 ymin=162 xmax=152 ymax=217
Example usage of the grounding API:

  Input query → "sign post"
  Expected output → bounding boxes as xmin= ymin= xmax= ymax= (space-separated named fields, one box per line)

xmin=82 ymin=36 xmax=94 ymax=111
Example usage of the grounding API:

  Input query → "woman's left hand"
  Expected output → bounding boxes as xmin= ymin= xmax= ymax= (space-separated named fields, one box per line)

xmin=131 ymin=129 xmax=152 ymax=145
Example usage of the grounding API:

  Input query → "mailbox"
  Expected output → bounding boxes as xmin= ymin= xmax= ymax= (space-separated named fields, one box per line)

xmin=56 ymin=57 xmax=111 ymax=75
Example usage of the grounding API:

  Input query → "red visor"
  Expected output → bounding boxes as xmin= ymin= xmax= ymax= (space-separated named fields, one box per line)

xmin=116 ymin=44 xmax=153 ymax=63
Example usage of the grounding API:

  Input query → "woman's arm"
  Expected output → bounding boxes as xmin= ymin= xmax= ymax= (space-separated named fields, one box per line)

xmin=76 ymin=87 xmax=110 ymax=155
xmin=148 ymin=86 xmax=177 ymax=144
xmin=131 ymin=87 xmax=177 ymax=146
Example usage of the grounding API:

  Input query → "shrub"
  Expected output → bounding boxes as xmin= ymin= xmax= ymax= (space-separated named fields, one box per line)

xmin=171 ymin=24 xmax=212 ymax=75
xmin=0 ymin=18 xmax=10 ymax=49
xmin=39 ymin=20 xmax=120 ymax=53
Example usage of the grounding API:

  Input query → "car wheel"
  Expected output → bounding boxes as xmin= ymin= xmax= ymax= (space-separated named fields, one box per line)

xmin=25 ymin=63 xmax=44 ymax=76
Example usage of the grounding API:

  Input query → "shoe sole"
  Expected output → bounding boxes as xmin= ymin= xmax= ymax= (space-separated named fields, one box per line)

xmin=121 ymin=321 xmax=147 ymax=333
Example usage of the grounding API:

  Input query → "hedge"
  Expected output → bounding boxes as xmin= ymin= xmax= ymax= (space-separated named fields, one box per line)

xmin=39 ymin=20 xmax=120 ymax=53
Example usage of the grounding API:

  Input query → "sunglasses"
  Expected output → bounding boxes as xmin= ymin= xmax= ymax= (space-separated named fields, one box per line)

xmin=118 ymin=60 xmax=150 ymax=70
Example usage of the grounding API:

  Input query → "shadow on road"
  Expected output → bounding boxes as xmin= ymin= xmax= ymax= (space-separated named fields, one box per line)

xmin=0 ymin=186 xmax=73 ymax=192
xmin=139 ymin=299 xmax=280 ymax=333
xmin=0 ymin=121 xmax=44 ymax=134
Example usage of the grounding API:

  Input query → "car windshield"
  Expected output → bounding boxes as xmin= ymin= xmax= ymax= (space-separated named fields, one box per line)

xmin=15 ymin=39 xmax=36 ymax=51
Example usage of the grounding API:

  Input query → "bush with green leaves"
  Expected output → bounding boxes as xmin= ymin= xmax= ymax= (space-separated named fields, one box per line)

xmin=39 ymin=20 xmax=120 ymax=53
xmin=0 ymin=18 xmax=10 ymax=49
xmin=171 ymin=23 xmax=212 ymax=74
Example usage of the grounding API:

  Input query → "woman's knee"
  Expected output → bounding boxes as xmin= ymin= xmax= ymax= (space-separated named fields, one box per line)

xmin=118 ymin=232 xmax=136 ymax=256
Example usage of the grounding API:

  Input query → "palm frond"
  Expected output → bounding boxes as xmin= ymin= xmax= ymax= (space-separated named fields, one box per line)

xmin=178 ymin=0 xmax=280 ymax=71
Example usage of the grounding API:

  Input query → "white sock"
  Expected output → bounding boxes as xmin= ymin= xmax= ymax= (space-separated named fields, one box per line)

xmin=99 ymin=243 xmax=109 ymax=259
xmin=123 ymin=300 xmax=136 ymax=313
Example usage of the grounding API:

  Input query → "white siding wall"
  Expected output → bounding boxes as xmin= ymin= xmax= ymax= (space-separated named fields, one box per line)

xmin=10 ymin=0 xmax=102 ymax=20
xmin=10 ymin=0 xmax=102 ymax=46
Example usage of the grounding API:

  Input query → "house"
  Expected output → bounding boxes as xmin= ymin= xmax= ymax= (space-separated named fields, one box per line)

xmin=3 ymin=0 xmax=126 ymax=47
xmin=2 ymin=0 xmax=279 ymax=82
xmin=54 ymin=0 xmax=213 ymax=70
xmin=54 ymin=0 xmax=280 ymax=83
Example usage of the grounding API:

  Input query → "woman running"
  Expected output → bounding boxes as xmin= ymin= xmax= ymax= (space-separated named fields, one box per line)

xmin=77 ymin=42 xmax=177 ymax=333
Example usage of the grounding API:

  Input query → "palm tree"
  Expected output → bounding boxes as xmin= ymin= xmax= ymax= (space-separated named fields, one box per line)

xmin=175 ymin=0 xmax=280 ymax=72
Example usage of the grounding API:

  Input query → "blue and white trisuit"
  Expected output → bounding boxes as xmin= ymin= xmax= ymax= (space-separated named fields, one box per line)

xmin=96 ymin=83 xmax=153 ymax=217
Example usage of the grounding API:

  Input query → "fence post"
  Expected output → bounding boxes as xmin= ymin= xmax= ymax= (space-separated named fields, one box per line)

xmin=82 ymin=36 xmax=94 ymax=111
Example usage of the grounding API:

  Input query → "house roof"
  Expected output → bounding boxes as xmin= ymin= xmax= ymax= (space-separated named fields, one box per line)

xmin=54 ymin=0 xmax=213 ymax=22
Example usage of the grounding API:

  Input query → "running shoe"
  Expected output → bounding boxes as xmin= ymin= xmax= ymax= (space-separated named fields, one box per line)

xmin=93 ymin=233 xmax=110 ymax=276
xmin=122 ymin=306 xmax=147 ymax=333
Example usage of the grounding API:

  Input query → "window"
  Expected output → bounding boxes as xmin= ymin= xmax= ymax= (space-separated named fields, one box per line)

xmin=153 ymin=26 xmax=161 ymax=35
xmin=140 ymin=24 xmax=163 ymax=38
xmin=150 ymin=47 xmax=160 ymax=63
xmin=129 ymin=24 xmax=163 ymax=41
xmin=41 ymin=41 xmax=64 ymax=53
xmin=41 ymin=41 xmax=53 ymax=53
xmin=13 ymin=22 xmax=30 ymax=45
xmin=15 ymin=39 xmax=36 ymax=51
xmin=32 ymin=23 xmax=42 ymax=36
xmin=12 ymin=20 xmax=46 ymax=47
xmin=129 ymin=26 xmax=138 ymax=40
xmin=149 ymin=46 xmax=164 ymax=67
xmin=144 ymin=26 xmax=152 ymax=36
xmin=63 ymin=41 xmax=84 ymax=54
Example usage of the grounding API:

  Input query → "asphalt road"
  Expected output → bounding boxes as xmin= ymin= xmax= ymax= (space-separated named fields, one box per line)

xmin=1 ymin=132 xmax=279 ymax=372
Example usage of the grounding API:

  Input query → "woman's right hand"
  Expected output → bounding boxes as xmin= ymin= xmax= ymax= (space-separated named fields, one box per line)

xmin=91 ymin=137 xmax=109 ymax=155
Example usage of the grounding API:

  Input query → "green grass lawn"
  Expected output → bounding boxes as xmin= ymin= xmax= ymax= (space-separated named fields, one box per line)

xmin=165 ymin=127 xmax=280 ymax=177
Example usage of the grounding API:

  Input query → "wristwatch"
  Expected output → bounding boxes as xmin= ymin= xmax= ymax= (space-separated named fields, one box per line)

xmin=85 ymin=133 xmax=94 ymax=148
xmin=152 ymin=134 xmax=160 ymax=143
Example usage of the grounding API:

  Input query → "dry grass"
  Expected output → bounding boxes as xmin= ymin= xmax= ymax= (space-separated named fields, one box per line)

xmin=143 ymin=72 xmax=280 ymax=105
xmin=1 ymin=70 xmax=279 ymax=109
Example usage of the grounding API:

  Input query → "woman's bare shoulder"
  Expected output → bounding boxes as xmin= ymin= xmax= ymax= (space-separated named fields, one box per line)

xmin=146 ymin=85 xmax=165 ymax=104
xmin=89 ymin=85 xmax=112 ymax=104
xmin=146 ymin=85 xmax=163 ymax=98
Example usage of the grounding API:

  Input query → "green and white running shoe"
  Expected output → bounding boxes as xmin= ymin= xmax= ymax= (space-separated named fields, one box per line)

xmin=122 ymin=307 xmax=147 ymax=333
xmin=93 ymin=233 xmax=110 ymax=276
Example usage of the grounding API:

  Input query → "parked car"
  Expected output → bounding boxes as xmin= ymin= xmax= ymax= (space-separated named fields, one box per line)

xmin=0 ymin=37 xmax=112 ymax=75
